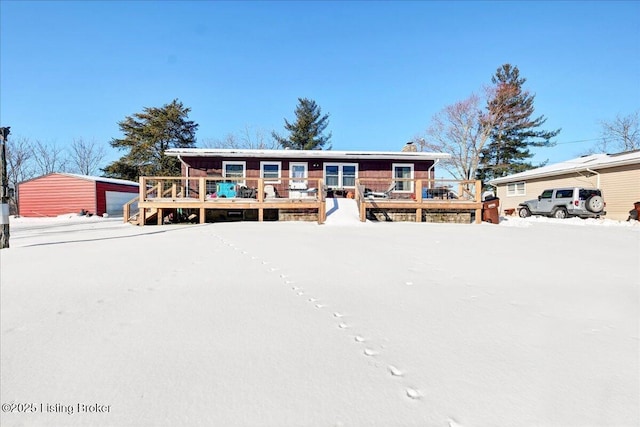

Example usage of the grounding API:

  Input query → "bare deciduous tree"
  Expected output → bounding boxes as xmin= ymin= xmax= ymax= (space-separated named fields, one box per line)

xmin=32 ymin=140 xmax=69 ymax=175
xmin=70 ymin=138 xmax=107 ymax=175
xmin=416 ymin=93 xmax=494 ymax=182
xmin=595 ymin=111 xmax=639 ymax=153
xmin=4 ymin=136 xmax=36 ymax=214
xmin=201 ymin=125 xmax=279 ymax=150
xmin=6 ymin=136 xmax=36 ymax=187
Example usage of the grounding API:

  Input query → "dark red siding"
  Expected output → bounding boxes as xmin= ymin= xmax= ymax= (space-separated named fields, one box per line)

xmin=18 ymin=174 xmax=96 ymax=217
xmin=181 ymin=156 xmax=435 ymax=180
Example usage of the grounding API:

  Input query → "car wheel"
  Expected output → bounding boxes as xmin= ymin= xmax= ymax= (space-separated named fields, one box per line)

xmin=518 ymin=207 xmax=531 ymax=218
xmin=553 ymin=208 xmax=568 ymax=219
xmin=585 ymin=195 xmax=604 ymax=213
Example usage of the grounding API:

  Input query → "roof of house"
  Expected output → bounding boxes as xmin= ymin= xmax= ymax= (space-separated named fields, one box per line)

xmin=488 ymin=150 xmax=640 ymax=185
xmin=20 ymin=173 xmax=139 ymax=187
xmin=165 ymin=148 xmax=451 ymax=161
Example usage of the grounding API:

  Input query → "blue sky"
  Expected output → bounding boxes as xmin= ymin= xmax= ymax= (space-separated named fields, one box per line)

xmin=1 ymin=1 xmax=638 ymax=170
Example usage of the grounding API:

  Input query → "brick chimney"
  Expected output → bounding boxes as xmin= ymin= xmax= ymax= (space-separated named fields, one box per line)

xmin=401 ymin=141 xmax=417 ymax=152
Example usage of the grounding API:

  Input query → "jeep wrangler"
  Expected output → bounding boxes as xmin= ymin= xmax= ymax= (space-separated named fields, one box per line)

xmin=518 ymin=187 xmax=605 ymax=219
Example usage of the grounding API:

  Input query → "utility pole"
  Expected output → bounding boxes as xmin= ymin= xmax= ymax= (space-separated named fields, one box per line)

xmin=1 ymin=127 xmax=10 ymax=249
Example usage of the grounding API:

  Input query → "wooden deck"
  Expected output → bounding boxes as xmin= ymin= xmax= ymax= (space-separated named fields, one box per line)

xmin=355 ymin=179 xmax=484 ymax=223
xmin=124 ymin=176 xmax=486 ymax=225
xmin=126 ymin=177 xmax=327 ymax=225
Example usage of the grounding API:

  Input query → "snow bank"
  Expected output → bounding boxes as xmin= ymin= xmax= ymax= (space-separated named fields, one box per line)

xmin=1 ymin=214 xmax=638 ymax=426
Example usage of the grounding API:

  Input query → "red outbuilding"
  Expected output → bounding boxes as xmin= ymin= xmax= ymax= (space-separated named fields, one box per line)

xmin=18 ymin=173 xmax=139 ymax=217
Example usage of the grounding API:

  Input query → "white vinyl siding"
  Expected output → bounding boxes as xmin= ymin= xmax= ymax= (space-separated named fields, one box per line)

xmin=599 ymin=164 xmax=640 ymax=220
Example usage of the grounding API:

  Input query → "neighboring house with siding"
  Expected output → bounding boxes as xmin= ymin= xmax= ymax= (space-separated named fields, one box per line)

xmin=488 ymin=150 xmax=640 ymax=221
xmin=18 ymin=173 xmax=139 ymax=217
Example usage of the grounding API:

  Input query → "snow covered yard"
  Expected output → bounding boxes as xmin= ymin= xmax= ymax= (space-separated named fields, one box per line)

xmin=1 ymin=212 xmax=638 ymax=427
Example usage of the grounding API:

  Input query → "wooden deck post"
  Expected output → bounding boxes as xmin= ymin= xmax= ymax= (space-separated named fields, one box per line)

xmin=140 ymin=207 xmax=146 ymax=227
xmin=258 ymin=179 xmax=264 ymax=203
xmin=475 ymin=180 xmax=482 ymax=224
xmin=415 ymin=179 xmax=422 ymax=222
xmin=139 ymin=177 xmax=146 ymax=226
xmin=258 ymin=178 xmax=264 ymax=222
xmin=139 ymin=177 xmax=146 ymax=201
xmin=318 ymin=201 xmax=325 ymax=224
xmin=123 ymin=202 xmax=130 ymax=224
xmin=317 ymin=178 xmax=324 ymax=224
xmin=199 ymin=207 xmax=205 ymax=224
xmin=199 ymin=177 xmax=206 ymax=202
xmin=157 ymin=208 xmax=163 ymax=225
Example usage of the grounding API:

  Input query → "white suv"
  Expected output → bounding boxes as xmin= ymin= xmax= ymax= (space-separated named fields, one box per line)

xmin=518 ymin=187 xmax=605 ymax=219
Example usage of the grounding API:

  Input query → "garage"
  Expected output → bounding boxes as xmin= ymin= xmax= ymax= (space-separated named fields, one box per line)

xmin=105 ymin=191 xmax=138 ymax=216
xmin=18 ymin=173 xmax=139 ymax=217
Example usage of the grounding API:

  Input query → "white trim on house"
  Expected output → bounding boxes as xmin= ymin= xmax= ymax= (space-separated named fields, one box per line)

xmin=20 ymin=173 xmax=139 ymax=187
xmin=488 ymin=151 xmax=640 ymax=185
xmin=506 ymin=182 xmax=526 ymax=196
xmin=289 ymin=162 xmax=308 ymax=189
xmin=260 ymin=161 xmax=282 ymax=184
xmin=222 ymin=161 xmax=246 ymax=185
xmin=324 ymin=163 xmax=358 ymax=189
xmin=166 ymin=148 xmax=451 ymax=161
xmin=392 ymin=163 xmax=415 ymax=192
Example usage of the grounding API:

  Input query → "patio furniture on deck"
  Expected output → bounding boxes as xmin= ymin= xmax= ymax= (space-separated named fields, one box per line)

xmin=364 ymin=182 xmax=396 ymax=199
xmin=264 ymin=185 xmax=277 ymax=198
xmin=216 ymin=182 xmax=237 ymax=198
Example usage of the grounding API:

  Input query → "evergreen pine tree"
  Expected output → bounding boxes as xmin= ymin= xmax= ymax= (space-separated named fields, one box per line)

xmin=103 ymin=99 xmax=198 ymax=181
xmin=477 ymin=64 xmax=560 ymax=183
xmin=272 ymin=98 xmax=332 ymax=150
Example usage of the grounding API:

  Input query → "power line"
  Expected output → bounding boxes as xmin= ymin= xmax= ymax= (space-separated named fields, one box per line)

xmin=552 ymin=138 xmax=601 ymax=145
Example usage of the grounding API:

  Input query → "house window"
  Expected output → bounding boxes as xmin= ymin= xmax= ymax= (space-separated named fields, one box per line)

xmin=260 ymin=161 xmax=281 ymax=184
xmin=324 ymin=163 xmax=358 ymax=189
xmin=392 ymin=163 xmax=414 ymax=192
xmin=222 ymin=161 xmax=246 ymax=185
xmin=290 ymin=162 xmax=308 ymax=189
xmin=506 ymin=182 xmax=525 ymax=196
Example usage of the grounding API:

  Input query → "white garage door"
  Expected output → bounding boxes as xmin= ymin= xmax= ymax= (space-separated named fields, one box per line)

xmin=105 ymin=191 xmax=138 ymax=216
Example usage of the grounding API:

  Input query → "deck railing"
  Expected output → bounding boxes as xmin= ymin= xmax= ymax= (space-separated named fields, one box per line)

xmin=138 ymin=176 xmax=326 ymax=203
xmin=134 ymin=176 xmax=327 ymax=224
xmin=129 ymin=176 xmax=483 ymax=224
xmin=355 ymin=178 xmax=483 ymax=223
xmin=355 ymin=178 xmax=481 ymax=202
xmin=122 ymin=196 xmax=140 ymax=223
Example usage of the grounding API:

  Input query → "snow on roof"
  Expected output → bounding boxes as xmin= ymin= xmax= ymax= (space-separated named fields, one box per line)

xmin=56 ymin=173 xmax=139 ymax=186
xmin=489 ymin=150 xmax=640 ymax=185
xmin=165 ymin=148 xmax=451 ymax=161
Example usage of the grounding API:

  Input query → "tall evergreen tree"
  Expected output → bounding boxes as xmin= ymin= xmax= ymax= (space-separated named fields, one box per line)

xmin=103 ymin=99 xmax=198 ymax=181
xmin=477 ymin=64 xmax=560 ymax=183
xmin=272 ymin=98 xmax=332 ymax=150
